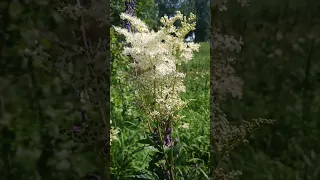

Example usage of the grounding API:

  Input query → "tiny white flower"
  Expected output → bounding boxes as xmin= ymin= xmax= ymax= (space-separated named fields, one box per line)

xmin=181 ymin=123 xmax=190 ymax=129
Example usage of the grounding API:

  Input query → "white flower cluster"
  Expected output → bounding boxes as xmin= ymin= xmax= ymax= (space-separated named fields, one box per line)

xmin=114 ymin=11 xmax=200 ymax=121
xmin=110 ymin=120 xmax=119 ymax=145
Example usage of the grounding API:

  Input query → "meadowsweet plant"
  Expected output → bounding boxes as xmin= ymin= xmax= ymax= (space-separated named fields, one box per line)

xmin=210 ymin=1 xmax=275 ymax=179
xmin=114 ymin=11 xmax=200 ymax=179
xmin=56 ymin=0 xmax=121 ymax=148
xmin=55 ymin=0 xmax=117 ymax=178
xmin=110 ymin=120 xmax=120 ymax=144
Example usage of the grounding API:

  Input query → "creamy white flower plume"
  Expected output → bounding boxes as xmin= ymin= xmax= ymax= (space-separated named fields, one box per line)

xmin=114 ymin=11 xmax=200 ymax=121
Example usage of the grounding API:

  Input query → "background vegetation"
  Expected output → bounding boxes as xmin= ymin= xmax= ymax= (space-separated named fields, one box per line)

xmin=216 ymin=0 xmax=320 ymax=179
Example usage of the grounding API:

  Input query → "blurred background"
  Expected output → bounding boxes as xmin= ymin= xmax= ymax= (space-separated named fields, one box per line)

xmin=216 ymin=0 xmax=320 ymax=179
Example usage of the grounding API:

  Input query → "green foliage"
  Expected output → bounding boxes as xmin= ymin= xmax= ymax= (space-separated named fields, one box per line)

xmin=210 ymin=2 xmax=277 ymax=179
xmin=194 ymin=0 xmax=210 ymax=42
xmin=177 ymin=42 xmax=211 ymax=179
xmin=216 ymin=0 xmax=320 ymax=179
xmin=111 ymin=0 xmax=158 ymax=29
xmin=110 ymin=27 xmax=148 ymax=179
xmin=155 ymin=0 xmax=180 ymax=18
xmin=136 ymin=0 xmax=158 ymax=30
xmin=1 ymin=0 xmax=111 ymax=179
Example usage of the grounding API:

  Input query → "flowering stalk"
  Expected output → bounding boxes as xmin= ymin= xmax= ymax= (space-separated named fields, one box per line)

xmin=210 ymin=1 xmax=275 ymax=179
xmin=124 ymin=0 xmax=136 ymax=33
xmin=114 ymin=11 xmax=200 ymax=179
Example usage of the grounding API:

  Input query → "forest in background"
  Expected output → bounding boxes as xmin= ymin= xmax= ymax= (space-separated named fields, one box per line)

xmin=0 ymin=0 xmax=320 ymax=179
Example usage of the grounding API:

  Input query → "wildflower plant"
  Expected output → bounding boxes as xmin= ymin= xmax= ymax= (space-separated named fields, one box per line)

xmin=124 ymin=0 xmax=136 ymax=32
xmin=55 ymin=1 xmax=117 ymax=179
xmin=210 ymin=1 xmax=275 ymax=179
xmin=114 ymin=11 xmax=200 ymax=179
xmin=110 ymin=120 xmax=120 ymax=144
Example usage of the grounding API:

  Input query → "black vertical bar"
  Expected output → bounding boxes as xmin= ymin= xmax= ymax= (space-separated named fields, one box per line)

xmin=106 ymin=0 xmax=111 ymax=179
xmin=210 ymin=0 xmax=217 ymax=179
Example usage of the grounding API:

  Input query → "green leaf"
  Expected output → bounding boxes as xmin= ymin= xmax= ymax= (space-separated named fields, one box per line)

xmin=197 ymin=167 xmax=210 ymax=180
xmin=137 ymin=138 xmax=153 ymax=146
